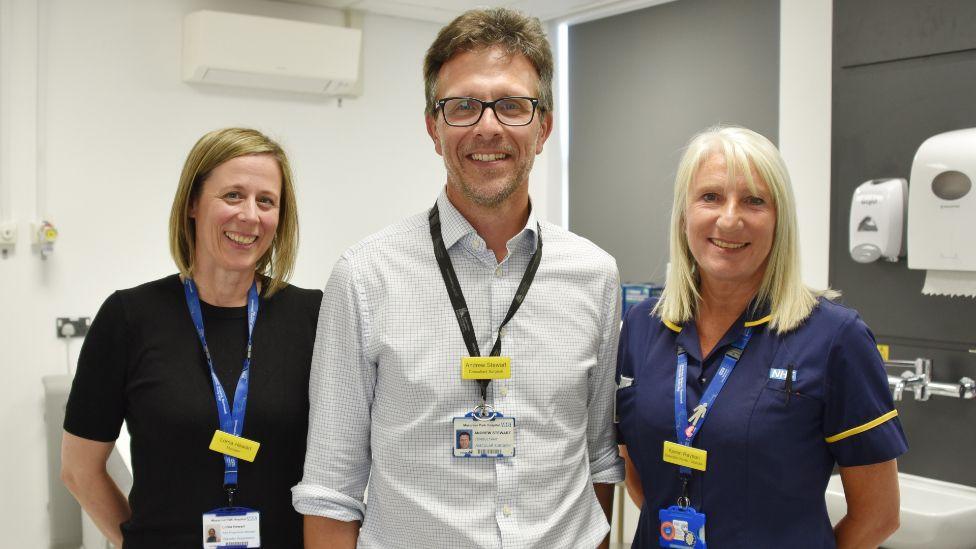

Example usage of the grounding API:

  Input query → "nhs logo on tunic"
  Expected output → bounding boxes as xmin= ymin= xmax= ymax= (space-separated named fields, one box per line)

xmin=768 ymin=368 xmax=797 ymax=381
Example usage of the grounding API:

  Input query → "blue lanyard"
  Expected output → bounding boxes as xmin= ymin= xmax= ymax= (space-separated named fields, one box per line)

xmin=673 ymin=326 xmax=754 ymax=476
xmin=183 ymin=278 xmax=259 ymax=490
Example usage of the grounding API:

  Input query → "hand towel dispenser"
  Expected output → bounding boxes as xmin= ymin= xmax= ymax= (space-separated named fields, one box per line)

xmin=908 ymin=128 xmax=976 ymax=296
xmin=908 ymin=128 xmax=976 ymax=271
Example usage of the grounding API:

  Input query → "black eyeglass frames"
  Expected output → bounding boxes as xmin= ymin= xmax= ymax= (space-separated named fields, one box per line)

xmin=434 ymin=97 xmax=540 ymax=127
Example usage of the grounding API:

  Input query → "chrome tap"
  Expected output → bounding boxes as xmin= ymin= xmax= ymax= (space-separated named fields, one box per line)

xmin=893 ymin=371 xmax=928 ymax=402
xmin=885 ymin=357 xmax=975 ymax=401
xmin=960 ymin=377 xmax=976 ymax=399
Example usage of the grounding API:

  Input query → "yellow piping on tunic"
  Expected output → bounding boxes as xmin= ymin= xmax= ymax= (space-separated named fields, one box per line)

xmin=825 ymin=409 xmax=899 ymax=443
xmin=744 ymin=315 xmax=772 ymax=327
xmin=663 ymin=319 xmax=683 ymax=333
xmin=663 ymin=314 xmax=771 ymax=332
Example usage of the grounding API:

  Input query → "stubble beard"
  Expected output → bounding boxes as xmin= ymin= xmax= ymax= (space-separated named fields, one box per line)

xmin=446 ymin=155 xmax=534 ymax=209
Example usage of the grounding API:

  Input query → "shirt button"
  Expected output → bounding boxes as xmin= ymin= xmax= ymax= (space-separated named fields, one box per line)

xmin=502 ymin=505 xmax=512 ymax=517
xmin=499 ymin=327 xmax=507 ymax=338
xmin=499 ymin=386 xmax=509 ymax=397
xmin=494 ymin=266 xmax=503 ymax=277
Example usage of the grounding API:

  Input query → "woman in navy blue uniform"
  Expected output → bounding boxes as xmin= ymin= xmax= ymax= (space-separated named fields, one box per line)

xmin=616 ymin=126 xmax=907 ymax=548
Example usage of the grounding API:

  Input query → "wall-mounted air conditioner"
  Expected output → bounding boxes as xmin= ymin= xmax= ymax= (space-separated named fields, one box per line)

xmin=182 ymin=10 xmax=362 ymax=95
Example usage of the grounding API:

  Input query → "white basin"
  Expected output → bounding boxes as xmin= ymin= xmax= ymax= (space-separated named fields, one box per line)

xmin=826 ymin=472 xmax=976 ymax=549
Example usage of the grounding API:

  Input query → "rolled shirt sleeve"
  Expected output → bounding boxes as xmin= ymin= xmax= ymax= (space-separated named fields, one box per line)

xmin=292 ymin=256 xmax=375 ymax=522
xmin=587 ymin=266 xmax=625 ymax=485
xmin=823 ymin=313 xmax=908 ymax=467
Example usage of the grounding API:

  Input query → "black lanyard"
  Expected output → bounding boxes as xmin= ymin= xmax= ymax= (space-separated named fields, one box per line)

xmin=428 ymin=202 xmax=542 ymax=403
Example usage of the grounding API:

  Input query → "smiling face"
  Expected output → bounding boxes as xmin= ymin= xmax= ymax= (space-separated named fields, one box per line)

xmin=685 ymin=152 xmax=776 ymax=293
xmin=425 ymin=46 xmax=553 ymax=209
xmin=190 ymin=154 xmax=281 ymax=277
xmin=458 ymin=432 xmax=471 ymax=449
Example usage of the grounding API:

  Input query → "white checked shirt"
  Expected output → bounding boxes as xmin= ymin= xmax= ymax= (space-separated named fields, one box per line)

xmin=293 ymin=191 xmax=624 ymax=548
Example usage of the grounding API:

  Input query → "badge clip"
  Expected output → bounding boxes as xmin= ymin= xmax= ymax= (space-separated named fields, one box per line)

xmin=677 ymin=475 xmax=690 ymax=509
xmin=471 ymin=402 xmax=498 ymax=421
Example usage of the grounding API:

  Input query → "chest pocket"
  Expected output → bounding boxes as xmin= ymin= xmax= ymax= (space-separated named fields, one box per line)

xmin=752 ymin=365 xmax=823 ymax=440
xmin=746 ymin=364 xmax=831 ymax=501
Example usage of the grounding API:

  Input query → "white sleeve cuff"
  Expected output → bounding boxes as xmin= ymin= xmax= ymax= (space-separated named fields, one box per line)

xmin=590 ymin=456 xmax=625 ymax=484
xmin=291 ymin=482 xmax=366 ymax=523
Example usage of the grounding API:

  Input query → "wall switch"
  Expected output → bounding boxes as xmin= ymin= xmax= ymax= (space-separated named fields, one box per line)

xmin=56 ymin=317 xmax=91 ymax=338
xmin=0 ymin=222 xmax=16 ymax=258
xmin=33 ymin=221 xmax=58 ymax=259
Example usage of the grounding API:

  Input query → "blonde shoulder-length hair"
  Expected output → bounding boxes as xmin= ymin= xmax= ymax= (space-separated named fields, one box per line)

xmin=168 ymin=128 xmax=298 ymax=297
xmin=653 ymin=125 xmax=836 ymax=333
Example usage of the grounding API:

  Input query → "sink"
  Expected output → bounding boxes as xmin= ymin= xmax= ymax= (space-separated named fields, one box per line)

xmin=826 ymin=472 xmax=976 ymax=549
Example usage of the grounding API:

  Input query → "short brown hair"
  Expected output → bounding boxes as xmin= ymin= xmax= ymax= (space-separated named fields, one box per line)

xmin=168 ymin=128 xmax=298 ymax=297
xmin=423 ymin=8 xmax=554 ymax=116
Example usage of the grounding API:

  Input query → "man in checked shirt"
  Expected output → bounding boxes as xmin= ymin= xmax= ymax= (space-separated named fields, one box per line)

xmin=294 ymin=8 xmax=624 ymax=548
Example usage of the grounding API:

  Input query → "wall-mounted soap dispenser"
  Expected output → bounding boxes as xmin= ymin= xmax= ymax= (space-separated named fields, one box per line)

xmin=849 ymin=178 xmax=907 ymax=263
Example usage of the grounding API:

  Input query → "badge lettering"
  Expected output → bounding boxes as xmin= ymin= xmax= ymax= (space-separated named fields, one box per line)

xmin=662 ymin=440 xmax=707 ymax=471
xmin=209 ymin=430 xmax=260 ymax=462
xmin=461 ymin=356 xmax=511 ymax=380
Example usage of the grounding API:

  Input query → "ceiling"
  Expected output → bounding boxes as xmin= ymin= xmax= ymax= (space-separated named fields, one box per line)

xmin=274 ymin=0 xmax=673 ymax=24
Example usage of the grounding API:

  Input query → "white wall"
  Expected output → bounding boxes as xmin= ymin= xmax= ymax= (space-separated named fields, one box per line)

xmin=0 ymin=0 xmax=552 ymax=544
xmin=779 ymin=0 xmax=832 ymax=289
xmin=0 ymin=0 xmax=826 ymax=544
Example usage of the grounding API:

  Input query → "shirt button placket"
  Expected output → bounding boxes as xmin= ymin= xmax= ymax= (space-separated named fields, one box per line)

xmin=496 ymin=457 xmax=519 ymax=548
xmin=494 ymin=247 xmax=519 ymax=548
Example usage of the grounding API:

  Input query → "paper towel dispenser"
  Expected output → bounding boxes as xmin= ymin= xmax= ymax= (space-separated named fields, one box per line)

xmin=907 ymin=128 xmax=976 ymax=272
xmin=850 ymin=178 xmax=907 ymax=263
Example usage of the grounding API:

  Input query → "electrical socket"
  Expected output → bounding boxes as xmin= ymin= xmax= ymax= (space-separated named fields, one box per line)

xmin=0 ymin=222 xmax=15 ymax=244
xmin=57 ymin=317 xmax=91 ymax=338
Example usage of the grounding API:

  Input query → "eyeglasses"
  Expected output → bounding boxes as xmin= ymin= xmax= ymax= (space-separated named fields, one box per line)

xmin=434 ymin=96 xmax=540 ymax=127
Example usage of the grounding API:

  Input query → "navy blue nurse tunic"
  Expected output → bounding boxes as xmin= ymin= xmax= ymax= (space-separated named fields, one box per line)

xmin=615 ymin=297 xmax=908 ymax=548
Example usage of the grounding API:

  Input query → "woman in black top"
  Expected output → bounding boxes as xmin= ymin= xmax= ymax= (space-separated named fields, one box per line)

xmin=61 ymin=128 xmax=322 ymax=548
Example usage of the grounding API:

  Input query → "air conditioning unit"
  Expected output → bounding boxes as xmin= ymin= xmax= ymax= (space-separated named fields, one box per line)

xmin=182 ymin=10 xmax=361 ymax=95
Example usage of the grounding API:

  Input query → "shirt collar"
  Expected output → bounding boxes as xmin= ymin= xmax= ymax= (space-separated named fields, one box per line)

xmin=435 ymin=188 xmax=539 ymax=254
xmin=662 ymin=297 xmax=772 ymax=334
xmin=663 ymin=297 xmax=772 ymax=362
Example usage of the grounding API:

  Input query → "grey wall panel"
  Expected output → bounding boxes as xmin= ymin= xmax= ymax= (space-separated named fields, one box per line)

xmin=568 ymin=0 xmax=779 ymax=284
xmin=832 ymin=50 xmax=976 ymax=346
xmin=831 ymin=0 xmax=976 ymax=486
xmin=835 ymin=0 xmax=976 ymax=67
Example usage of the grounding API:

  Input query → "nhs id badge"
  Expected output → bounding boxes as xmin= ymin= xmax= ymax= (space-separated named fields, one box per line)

xmin=659 ymin=505 xmax=706 ymax=548
xmin=453 ymin=413 xmax=516 ymax=458
xmin=202 ymin=507 xmax=260 ymax=548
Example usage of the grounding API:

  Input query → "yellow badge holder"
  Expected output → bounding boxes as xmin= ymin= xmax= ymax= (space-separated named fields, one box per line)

xmin=461 ymin=356 xmax=511 ymax=380
xmin=209 ymin=430 xmax=260 ymax=462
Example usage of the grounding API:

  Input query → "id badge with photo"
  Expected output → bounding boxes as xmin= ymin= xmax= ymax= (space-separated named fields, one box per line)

xmin=452 ymin=413 xmax=516 ymax=458
xmin=658 ymin=505 xmax=706 ymax=549
xmin=202 ymin=507 xmax=260 ymax=548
